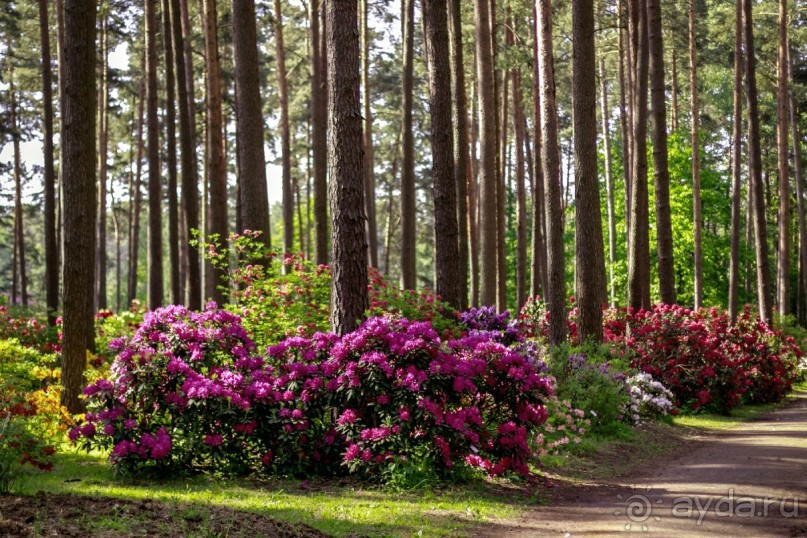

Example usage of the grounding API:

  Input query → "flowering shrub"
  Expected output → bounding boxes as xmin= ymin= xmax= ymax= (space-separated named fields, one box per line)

xmin=726 ymin=309 xmax=800 ymax=404
xmin=625 ymin=373 xmax=675 ymax=423
xmin=0 ymin=341 xmax=59 ymax=492
xmin=71 ymin=304 xmax=265 ymax=474
xmin=72 ymin=308 xmax=554 ymax=480
xmin=606 ymin=304 xmax=801 ymax=413
xmin=0 ymin=306 xmax=57 ymax=353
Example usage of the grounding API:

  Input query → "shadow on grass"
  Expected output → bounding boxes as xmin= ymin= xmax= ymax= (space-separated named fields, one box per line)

xmin=23 ymin=450 xmax=537 ymax=537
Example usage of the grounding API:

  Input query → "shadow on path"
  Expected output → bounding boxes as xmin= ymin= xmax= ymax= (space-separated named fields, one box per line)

xmin=475 ymin=392 xmax=807 ymax=537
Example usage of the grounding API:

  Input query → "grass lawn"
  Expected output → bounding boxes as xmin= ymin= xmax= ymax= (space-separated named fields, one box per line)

xmin=20 ymin=449 xmax=534 ymax=537
xmin=13 ymin=385 xmax=804 ymax=537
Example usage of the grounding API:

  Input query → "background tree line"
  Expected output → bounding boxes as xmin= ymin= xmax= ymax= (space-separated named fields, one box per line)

xmin=0 ymin=0 xmax=805 ymax=407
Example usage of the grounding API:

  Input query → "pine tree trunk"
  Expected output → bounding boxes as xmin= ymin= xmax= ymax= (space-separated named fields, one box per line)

xmin=648 ymin=0 xmax=675 ymax=305
xmin=620 ymin=0 xmax=632 ymax=244
xmin=311 ymin=0 xmax=329 ymax=265
xmin=161 ymin=0 xmax=181 ymax=305
xmin=203 ymin=0 xmax=228 ymax=305
xmin=776 ymin=0 xmax=789 ymax=317
xmin=400 ymin=0 xmax=417 ymax=289
xmin=573 ymin=0 xmax=605 ymax=342
xmin=146 ymin=0 xmax=164 ymax=309
xmin=40 ymin=0 xmax=58 ymax=323
xmin=424 ymin=0 xmax=461 ymax=309
xmin=61 ymin=0 xmax=97 ymax=413
xmin=689 ymin=0 xmax=703 ymax=309
xmin=627 ymin=0 xmax=651 ymax=311
xmin=56 ymin=0 xmax=65 ymax=308
xmin=96 ymin=18 xmax=108 ymax=310
xmin=270 ymin=0 xmax=294 ymax=258
xmin=475 ymin=0 xmax=498 ymax=308
xmin=232 ymin=0 xmax=270 ymax=255
xmin=743 ymin=0 xmax=773 ymax=325
xmin=113 ymin=196 xmax=122 ymax=312
xmin=327 ymin=0 xmax=368 ymax=335
xmin=537 ymin=0 xmax=566 ymax=344
xmin=10 ymin=81 xmax=27 ymax=307
xmin=448 ymin=0 xmax=469 ymax=310
xmin=361 ymin=0 xmax=378 ymax=269
xmin=128 ymin=73 xmax=145 ymax=306
xmin=670 ymin=47 xmax=679 ymax=132
xmin=513 ymin=63 xmax=527 ymax=310
xmin=171 ymin=0 xmax=201 ymax=309
xmin=469 ymin=79 xmax=481 ymax=306
xmin=496 ymin=9 xmax=508 ymax=312
xmin=531 ymin=4 xmax=548 ymax=299
xmin=789 ymin=47 xmax=807 ymax=326
xmin=728 ymin=0 xmax=743 ymax=323
xmin=599 ymin=57 xmax=617 ymax=307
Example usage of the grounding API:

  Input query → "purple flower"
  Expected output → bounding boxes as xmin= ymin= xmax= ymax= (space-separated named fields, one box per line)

xmin=204 ymin=434 xmax=224 ymax=447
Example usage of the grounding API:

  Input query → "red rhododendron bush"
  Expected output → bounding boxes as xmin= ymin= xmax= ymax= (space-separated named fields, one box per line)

xmin=601 ymin=304 xmax=801 ymax=413
xmin=71 ymin=305 xmax=553 ymax=480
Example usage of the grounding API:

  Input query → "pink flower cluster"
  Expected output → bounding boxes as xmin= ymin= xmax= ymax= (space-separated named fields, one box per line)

xmin=71 ymin=306 xmax=553 ymax=480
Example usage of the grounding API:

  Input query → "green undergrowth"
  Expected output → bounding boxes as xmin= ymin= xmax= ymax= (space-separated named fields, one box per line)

xmin=24 ymin=448 xmax=532 ymax=537
xmin=538 ymin=419 xmax=684 ymax=483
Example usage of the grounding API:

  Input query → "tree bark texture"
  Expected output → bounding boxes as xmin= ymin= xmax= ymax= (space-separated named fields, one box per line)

xmin=743 ymin=0 xmax=773 ymax=325
xmin=61 ymin=0 xmax=97 ymax=413
xmin=728 ymin=0 xmax=743 ymax=323
xmin=146 ymin=0 xmax=163 ymax=309
xmin=627 ymin=0 xmax=651 ymax=311
xmin=400 ymin=0 xmax=417 ymax=290
xmin=327 ymin=0 xmax=369 ymax=335
xmin=789 ymin=47 xmax=807 ymax=326
xmin=311 ymin=0 xmax=329 ymax=265
xmin=573 ymin=0 xmax=605 ymax=342
xmin=647 ymin=0 xmax=675 ymax=305
xmin=776 ymin=0 xmax=789 ymax=316
xmin=689 ymin=0 xmax=703 ymax=309
xmin=233 ymin=0 xmax=270 ymax=252
xmin=361 ymin=0 xmax=378 ymax=269
xmin=203 ymin=0 xmax=228 ymax=305
xmin=170 ymin=0 xmax=201 ymax=309
xmin=96 ymin=17 xmax=109 ymax=310
xmin=10 ymin=80 xmax=27 ymax=307
xmin=424 ymin=0 xmax=461 ymax=309
xmin=162 ymin=0 xmax=181 ymax=305
xmin=531 ymin=3 xmax=548 ymax=299
xmin=513 ymin=66 xmax=528 ymax=310
xmin=599 ymin=57 xmax=617 ymax=308
xmin=475 ymin=0 xmax=498 ymax=308
xmin=537 ymin=0 xmax=566 ymax=344
xmin=271 ymin=0 xmax=294 ymax=258
xmin=448 ymin=0 xmax=469 ymax=310
xmin=39 ymin=0 xmax=58 ymax=323
xmin=128 ymin=73 xmax=145 ymax=306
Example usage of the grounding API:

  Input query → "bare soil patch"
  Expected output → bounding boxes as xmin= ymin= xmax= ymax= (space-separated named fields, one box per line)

xmin=0 ymin=491 xmax=329 ymax=537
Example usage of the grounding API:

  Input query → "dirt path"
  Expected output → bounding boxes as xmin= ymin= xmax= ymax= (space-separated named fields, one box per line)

xmin=477 ymin=392 xmax=807 ymax=537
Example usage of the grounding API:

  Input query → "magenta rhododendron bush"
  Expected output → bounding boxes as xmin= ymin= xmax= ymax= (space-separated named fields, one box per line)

xmin=601 ymin=304 xmax=801 ymax=413
xmin=71 ymin=304 xmax=552 ymax=479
